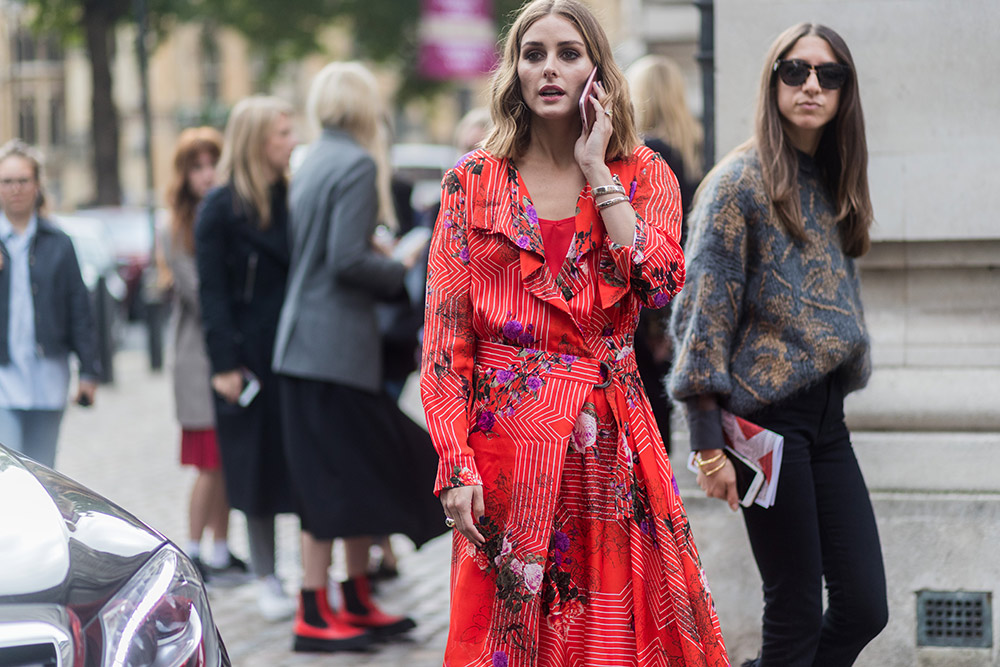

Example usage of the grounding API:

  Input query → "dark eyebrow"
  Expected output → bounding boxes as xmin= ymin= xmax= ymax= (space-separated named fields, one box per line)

xmin=521 ymin=40 xmax=586 ymax=49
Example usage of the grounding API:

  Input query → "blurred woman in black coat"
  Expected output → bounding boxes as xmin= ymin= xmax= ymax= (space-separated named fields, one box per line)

xmin=626 ymin=54 xmax=704 ymax=453
xmin=195 ymin=96 xmax=297 ymax=621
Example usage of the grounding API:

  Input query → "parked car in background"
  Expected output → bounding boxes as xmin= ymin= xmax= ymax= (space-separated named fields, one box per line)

xmin=0 ymin=443 xmax=231 ymax=666
xmin=74 ymin=207 xmax=163 ymax=321
xmin=390 ymin=143 xmax=459 ymax=222
xmin=53 ymin=215 xmax=127 ymax=384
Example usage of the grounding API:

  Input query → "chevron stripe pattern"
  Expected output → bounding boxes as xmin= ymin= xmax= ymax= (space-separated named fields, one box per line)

xmin=421 ymin=149 xmax=729 ymax=666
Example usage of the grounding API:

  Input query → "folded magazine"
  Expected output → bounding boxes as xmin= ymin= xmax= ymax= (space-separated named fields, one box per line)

xmin=720 ymin=410 xmax=784 ymax=508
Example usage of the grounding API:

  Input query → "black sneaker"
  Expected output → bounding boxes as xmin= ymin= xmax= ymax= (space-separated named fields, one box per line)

xmin=191 ymin=556 xmax=212 ymax=584
xmin=369 ymin=561 xmax=399 ymax=582
xmin=207 ymin=552 xmax=252 ymax=586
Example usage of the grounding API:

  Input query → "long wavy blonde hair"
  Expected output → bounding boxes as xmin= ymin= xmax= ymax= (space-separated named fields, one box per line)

xmin=483 ymin=0 xmax=639 ymax=161
xmin=217 ymin=96 xmax=294 ymax=229
xmin=306 ymin=61 xmax=396 ymax=228
xmin=626 ymin=54 xmax=703 ymax=176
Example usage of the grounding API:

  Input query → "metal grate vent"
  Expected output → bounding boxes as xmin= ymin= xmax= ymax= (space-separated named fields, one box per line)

xmin=917 ymin=590 xmax=992 ymax=648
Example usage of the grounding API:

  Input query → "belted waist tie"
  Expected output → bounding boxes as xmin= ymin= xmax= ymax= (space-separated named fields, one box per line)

xmin=474 ymin=340 xmax=669 ymax=520
xmin=475 ymin=339 xmax=633 ymax=388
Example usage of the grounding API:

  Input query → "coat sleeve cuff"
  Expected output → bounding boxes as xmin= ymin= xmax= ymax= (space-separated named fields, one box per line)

xmin=434 ymin=457 xmax=482 ymax=496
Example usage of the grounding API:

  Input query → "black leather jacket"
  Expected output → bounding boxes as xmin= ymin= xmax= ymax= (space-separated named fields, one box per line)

xmin=0 ymin=217 xmax=100 ymax=379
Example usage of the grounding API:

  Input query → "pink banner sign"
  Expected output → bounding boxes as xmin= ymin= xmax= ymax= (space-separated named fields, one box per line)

xmin=418 ymin=0 xmax=498 ymax=80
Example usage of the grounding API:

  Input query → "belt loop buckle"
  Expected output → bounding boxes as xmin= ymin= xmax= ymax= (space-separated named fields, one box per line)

xmin=595 ymin=360 xmax=612 ymax=388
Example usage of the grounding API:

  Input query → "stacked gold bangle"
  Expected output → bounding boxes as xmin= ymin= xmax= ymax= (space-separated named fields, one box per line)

xmin=696 ymin=451 xmax=728 ymax=476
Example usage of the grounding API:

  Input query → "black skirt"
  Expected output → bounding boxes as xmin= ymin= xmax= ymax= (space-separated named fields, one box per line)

xmin=278 ymin=374 xmax=447 ymax=547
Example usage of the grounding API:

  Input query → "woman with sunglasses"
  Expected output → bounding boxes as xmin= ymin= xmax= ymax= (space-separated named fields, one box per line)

xmin=670 ymin=23 xmax=887 ymax=666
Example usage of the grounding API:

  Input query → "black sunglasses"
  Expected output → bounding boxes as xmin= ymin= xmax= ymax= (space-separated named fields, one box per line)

xmin=773 ymin=59 xmax=850 ymax=90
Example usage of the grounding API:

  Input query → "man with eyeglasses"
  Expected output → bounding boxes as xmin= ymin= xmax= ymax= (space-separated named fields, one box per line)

xmin=0 ymin=139 xmax=99 ymax=468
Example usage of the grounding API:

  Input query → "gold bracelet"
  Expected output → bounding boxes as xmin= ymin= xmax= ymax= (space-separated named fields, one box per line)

xmin=596 ymin=195 xmax=629 ymax=211
xmin=702 ymin=459 xmax=728 ymax=476
xmin=695 ymin=451 xmax=725 ymax=467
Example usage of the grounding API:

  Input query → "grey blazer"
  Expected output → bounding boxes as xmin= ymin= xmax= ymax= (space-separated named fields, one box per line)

xmin=160 ymin=225 xmax=214 ymax=429
xmin=272 ymin=129 xmax=406 ymax=393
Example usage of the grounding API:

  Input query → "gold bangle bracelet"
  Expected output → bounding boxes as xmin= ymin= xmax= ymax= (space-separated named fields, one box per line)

xmin=696 ymin=452 xmax=725 ymax=467
xmin=702 ymin=459 xmax=728 ymax=476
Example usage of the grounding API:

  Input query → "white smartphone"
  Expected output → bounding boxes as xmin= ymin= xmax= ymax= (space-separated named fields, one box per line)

xmin=578 ymin=66 xmax=599 ymax=133
xmin=724 ymin=446 xmax=766 ymax=508
xmin=238 ymin=369 xmax=261 ymax=407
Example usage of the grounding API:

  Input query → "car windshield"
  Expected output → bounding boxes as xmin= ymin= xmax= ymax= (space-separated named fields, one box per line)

xmin=75 ymin=208 xmax=156 ymax=257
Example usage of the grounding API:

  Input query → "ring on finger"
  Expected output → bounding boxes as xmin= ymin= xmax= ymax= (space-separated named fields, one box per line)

xmin=445 ymin=517 xmax=456 ymax=528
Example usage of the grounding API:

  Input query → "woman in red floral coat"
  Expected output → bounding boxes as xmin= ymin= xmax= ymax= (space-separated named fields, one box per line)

xmin=420 ymin=1 xmax=730 ymax=666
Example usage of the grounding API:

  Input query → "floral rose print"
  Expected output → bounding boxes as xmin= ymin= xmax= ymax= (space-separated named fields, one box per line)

xmin=476 ymin=410 xmax=496 ymax=432
xmin=449 ymin=465 xmax=479 ymax=487
xmin=570 ymin=403 xmax=598 ymax=453
xmin=523 ymin=562 xmax=544 ymax=594
xmin=475 ymin=516 xmax=546 ymax=615
xmin=471 ymin=344 xmax=580 ymax=434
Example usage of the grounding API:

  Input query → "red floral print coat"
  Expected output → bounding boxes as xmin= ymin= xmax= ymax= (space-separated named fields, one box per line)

xmin=421 ymin=147 xmax=729 ymax=667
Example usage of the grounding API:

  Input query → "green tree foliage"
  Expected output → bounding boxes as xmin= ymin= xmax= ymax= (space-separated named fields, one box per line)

xmin=21 ymin=0 xmax=527 ymax=203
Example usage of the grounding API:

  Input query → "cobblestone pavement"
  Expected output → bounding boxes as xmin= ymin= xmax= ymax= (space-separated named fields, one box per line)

xmin=56 ymin=339 xmax=450 ymax=666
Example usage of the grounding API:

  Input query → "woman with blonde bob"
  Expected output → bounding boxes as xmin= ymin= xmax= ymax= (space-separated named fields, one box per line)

xmin=195 ymin=96 xmax=298 ymax=621
xmin=625 ymin=54 xmax=705 ymax=462
xmin=273 ymin=61 xmax=440 ymax=653
xmin=420 ymin=1 xmax=729 ymax=664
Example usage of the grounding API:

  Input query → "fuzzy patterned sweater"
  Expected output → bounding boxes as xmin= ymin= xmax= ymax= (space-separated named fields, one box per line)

xmin=668 ymin=147 xmax=870 ymax=416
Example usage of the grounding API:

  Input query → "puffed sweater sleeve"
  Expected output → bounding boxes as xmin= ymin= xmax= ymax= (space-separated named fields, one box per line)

xmin=599 ymin=148 xmax=686 ymax=309
xmin=420 ymin=160 xmax=480 ymax=495
xmin=668 ymin=157 xmax=750 ymax=402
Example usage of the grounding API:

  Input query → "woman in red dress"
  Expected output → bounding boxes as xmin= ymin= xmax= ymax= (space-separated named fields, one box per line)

xmin=420 ymin=1 xmax=730 ymax=665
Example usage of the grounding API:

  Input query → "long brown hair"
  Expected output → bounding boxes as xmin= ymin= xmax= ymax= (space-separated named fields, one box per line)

xmin=483 ymin=0 xmax=639 ymax=160
xmin=755 ymin=22 xmax=873 ymax=257
xmin=166 ymin=127 xmax=222 ymax=253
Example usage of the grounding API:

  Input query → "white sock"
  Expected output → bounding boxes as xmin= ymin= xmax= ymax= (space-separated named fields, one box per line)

xmin=208 ymin=540 xmax=230 ymax=568
xmin=186 ymin=541 xmax=201 ymax=559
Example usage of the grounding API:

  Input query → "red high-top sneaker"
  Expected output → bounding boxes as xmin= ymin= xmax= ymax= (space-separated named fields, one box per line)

xmin=293 ymin=588 xmax=372 ymax=652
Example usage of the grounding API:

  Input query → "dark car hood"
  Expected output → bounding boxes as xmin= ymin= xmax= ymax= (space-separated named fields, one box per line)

xmin=0 ymin=447 xmax=164 ymax=625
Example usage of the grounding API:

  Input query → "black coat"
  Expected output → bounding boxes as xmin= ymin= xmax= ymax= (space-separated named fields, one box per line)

xmin=195 ymin=182 xmax=293 ymax=516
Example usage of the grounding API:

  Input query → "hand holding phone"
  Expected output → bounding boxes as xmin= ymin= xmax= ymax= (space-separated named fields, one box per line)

xmin=578 ymin=66 xmax=599 ymax=133
xmin=687 ymin=447 xmax=765 ymax=509
xmin=238 ymin=369 xmax=261 ymax=407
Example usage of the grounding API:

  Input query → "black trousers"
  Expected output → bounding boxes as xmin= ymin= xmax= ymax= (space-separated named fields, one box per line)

xmin=743 ymin=375 xmax=888 ymax=666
